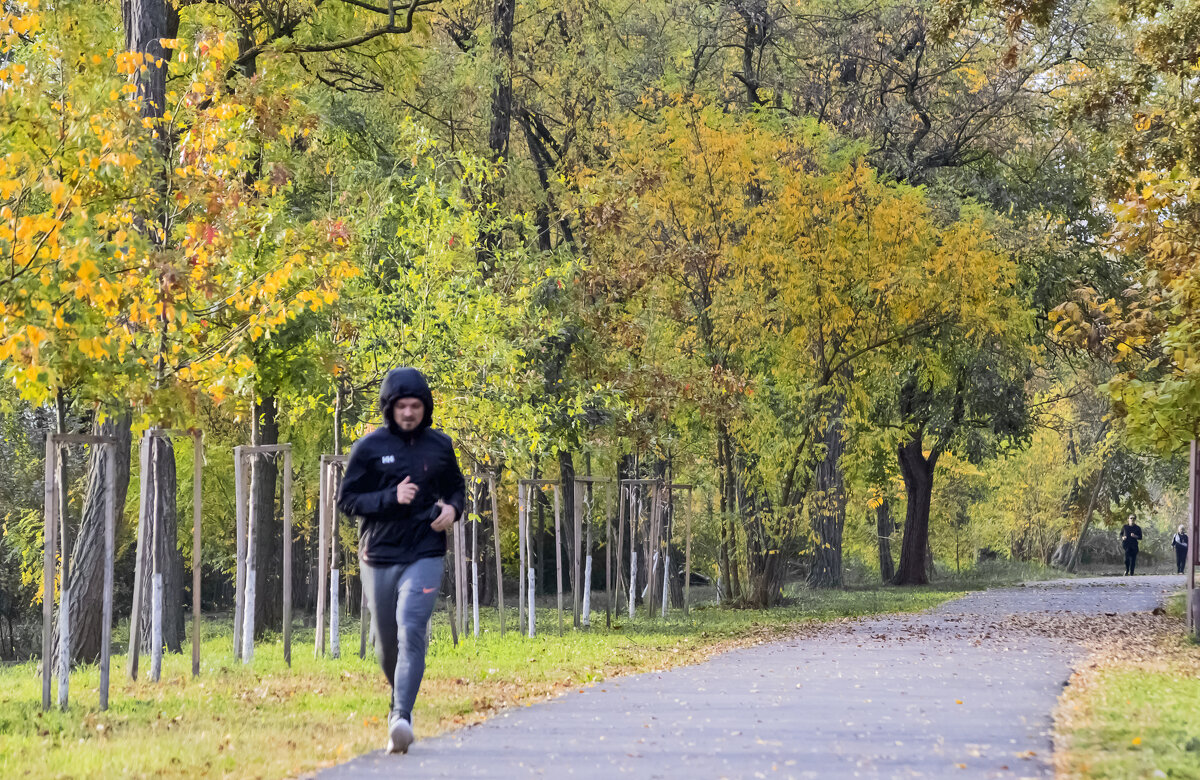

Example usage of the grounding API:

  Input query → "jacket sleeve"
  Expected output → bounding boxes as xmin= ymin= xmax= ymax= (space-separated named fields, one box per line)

xmin=440 ymin=441 xmax=466 ymax=518
xmin=337 ymin=442 xmax=398 ymax=518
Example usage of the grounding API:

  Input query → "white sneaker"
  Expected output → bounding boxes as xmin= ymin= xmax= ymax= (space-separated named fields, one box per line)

xmin=386 ymin=714 xmax=414 ymax=754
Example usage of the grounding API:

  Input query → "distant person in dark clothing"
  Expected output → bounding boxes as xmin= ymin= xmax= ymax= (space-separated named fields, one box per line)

xmin=1121 ymin=516 xmax=1143 ymax=576
xmin=1173 ymin=525 xmax=1189 ymax=574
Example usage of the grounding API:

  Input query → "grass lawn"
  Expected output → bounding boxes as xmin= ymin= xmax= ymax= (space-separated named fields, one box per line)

xmin=0 ymin=586 xmax=959 ymax=779
xmin=1055 ymin=594 xmax=1200 ymax=779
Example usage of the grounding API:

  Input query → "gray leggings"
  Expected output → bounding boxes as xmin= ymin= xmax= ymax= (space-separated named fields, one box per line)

xmin=361 ymin=556 xmax=444 ymax=721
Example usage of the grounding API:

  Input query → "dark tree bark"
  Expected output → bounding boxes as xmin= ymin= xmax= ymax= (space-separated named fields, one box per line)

xmin=717 ymin=430 xmax=741 ymax=603
xmin=735 ymin=0 xmax=771 ymax=107
xmin=476 ymin=0 xmax=516 ymax=275
xmin=135 ymin=434 xmax=182 ymax=653
xmin=808 ymin=394 xmax=847 ymax=588
xmin=252 ymin=395 xmax=281 ymax=635
xmin=123 ymin=0 xmax=175 ymax=118
xmin=559 ymin=450 xmax=576 ymax=592
xmin=122 ymin=0 xmax=183 ymax=658
xmin=875 ymin=499 xmax=895 ymax=583
xmin=63 ymin=413 xmax=132 ymax=663
xmin=892 ymin=436 xmax=936 ymax=586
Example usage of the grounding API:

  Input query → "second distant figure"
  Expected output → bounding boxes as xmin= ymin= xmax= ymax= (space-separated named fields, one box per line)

xmin=1173 ymin=525 xmax=1189 ymax=575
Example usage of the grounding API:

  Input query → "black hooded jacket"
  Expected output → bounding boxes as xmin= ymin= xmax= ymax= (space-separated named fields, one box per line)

xmin=337 ymin=368 xmax=465 ymax=566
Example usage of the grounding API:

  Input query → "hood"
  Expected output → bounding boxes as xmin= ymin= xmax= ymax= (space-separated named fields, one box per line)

xmin=379 ymin=367 xmax=435 ymax=435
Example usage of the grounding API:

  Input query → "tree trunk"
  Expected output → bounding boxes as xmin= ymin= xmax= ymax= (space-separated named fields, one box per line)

xmin=808 ymin=395 xmax=847 ymax=588
xmin=876 ymin=499 xmax=895 ymax=583
xmin=893 ymin=438 xmax=935 ymax=586
xmin=717 ymin=431 xmax=742 ymax=603
xmin=476 ymin=0 xmax=516 ymax=275
xmin=62 ymin=412 xmax=132 ymax=663
xmin=123 ymin=0 xmax=174 ymax=118
xmin=252 ymin=395 xmax=281 ymax=635
xmin=136 ymin=434 xmax=181 ymax=652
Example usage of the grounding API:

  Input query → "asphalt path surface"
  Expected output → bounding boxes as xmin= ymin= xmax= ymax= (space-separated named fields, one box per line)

xmin=318 ymin=574 xmax=1178 ymax=780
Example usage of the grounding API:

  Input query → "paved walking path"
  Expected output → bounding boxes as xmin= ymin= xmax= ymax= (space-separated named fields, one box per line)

xmin=319 ymin=575 xmax=1178 ymax=779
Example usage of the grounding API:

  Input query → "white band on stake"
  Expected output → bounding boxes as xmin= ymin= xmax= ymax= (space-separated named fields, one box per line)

xmin=582 ymin=555 xmax=593 ymax=627
xmin=527 ymin=566 xmax=536 ymax=638
xmin=57 ymin=585 xmax=70 ymax=710
xmin=151 ymin=573 xmax=164 ymax=680
xmin=661 ymin=549 xmax=670 ymax=618
xmin=629 ymin=552 xmax=637 ymax=619
xmin=330 ymin=569 xmax=341 ymax=658
xmin=242 ymin=570 xmax=256 ymax=663
xmin=471 ymin=558 xmax=480 ymax=638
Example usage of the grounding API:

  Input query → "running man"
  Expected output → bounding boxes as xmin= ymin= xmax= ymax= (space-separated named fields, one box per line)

xmin=338 ymin=367 xmax=465 ymax=754
xmin=1120 ymin=515 xmax=1143 ymax=576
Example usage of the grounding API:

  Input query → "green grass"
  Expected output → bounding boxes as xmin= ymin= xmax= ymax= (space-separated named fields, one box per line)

xmin=1057 ymin=661 xmax=1200 ymax=779
xmin=937 ymin=558 xmax=1075 ymax=587
xmin=0 ymin=586 xmax=958 ymax=779
xmin=1057 ymin=594 xmax=1200 ymax=779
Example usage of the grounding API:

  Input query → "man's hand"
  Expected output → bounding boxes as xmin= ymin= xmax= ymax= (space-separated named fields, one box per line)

xmin=396 ymin=476 xmax=419 ymax=505
xmin=431 ymin=500 xmax=456 ymax=532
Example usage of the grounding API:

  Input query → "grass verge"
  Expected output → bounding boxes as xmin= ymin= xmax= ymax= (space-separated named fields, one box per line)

xmin=0 ymin=586 xmax=958 ymax=779
xmin=1055 ymin=594 xmax=1200 ymax=779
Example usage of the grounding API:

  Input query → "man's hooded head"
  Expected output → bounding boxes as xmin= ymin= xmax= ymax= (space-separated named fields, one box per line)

xmin=379 ymin=367 xmax=435 ymax=435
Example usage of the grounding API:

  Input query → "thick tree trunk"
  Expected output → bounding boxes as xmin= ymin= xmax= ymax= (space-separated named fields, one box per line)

xmin=123 ymin=0 xmax=181 ymax=660
xmin=123 ymin=0 xmax=172 ymax=117
xmin=808 ymin=396 xmax=847 ymax=588
xmin=876 ymin=499 xmax=895 ymax=583
xmin=62 ymin=413 xmax=132 ymax=663
xmin=476 ymin=0 xmax=516 ymax=275
xmin=135 ymin=434 xmax=182 ymax=653
xmin=252 ymin=395 xmax=281 ymax=635
xmin=893 ymin=439 xmax=935 ymax=586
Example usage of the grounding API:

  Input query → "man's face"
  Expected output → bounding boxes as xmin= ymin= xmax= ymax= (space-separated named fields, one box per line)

xmin=392 ymin=397 xmax=425 ymax=433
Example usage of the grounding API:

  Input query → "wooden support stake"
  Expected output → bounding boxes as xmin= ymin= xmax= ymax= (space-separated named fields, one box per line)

xmin=41 ymin=437 xmax=56 ymax=711
xmin=646 ymin=484 xmax=660 ymax=620
xmin=283 ymin=449 xmax=293 ymax=667
xmin=128 ymin=435 xmax=151 ymax=678
xmin=316 ymin=459 xmax=329 ymax=658
xmin=100 ymin=444 xmax=116 ymax=709
xmin=573 ymin=484 xmax=583 ymax=629
xmin=458 ymin=522 xmax=465 ymax=630
xmin=554 ymin=487 xmax=564 ymax=634
xmin=661 ymin=487 xmax=671 ymax=619
xmin=329 ymin=461 xmax=340 ymax=659
xmin=459 ymin=512 xmax=468 ymax=631
xmin=232 ymin=447 xmax=246 ymax=660
xmin=242 ymin=449 xmax=257 ymax=664
xmin=527 ymin=564 xmax=536 ymax=638
xmin=628 ymin=485 xmax=637 ymax=620
xmin=605 ymin=483 xmax=613 ymax=629
xmin=489 ymin=475 xmax=505 ymax=636
xmin=191 ymin=433 xmax=202 ymax=677
xmin=471 ymin=485 xmax=480 ymax=638
xmin=518 ymin=484 xmax=526 ymax=635
xmin=1189 ymin=440 xmax=1199 ymax=636
xmin=684 ymin=488 xmax=693 ymax=616
xmin=149 ymin=434 xmax=163 ymax=683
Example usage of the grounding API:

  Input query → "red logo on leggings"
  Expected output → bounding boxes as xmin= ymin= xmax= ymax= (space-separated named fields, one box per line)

xmin=422 ymin=587 xmax=436 ymax=594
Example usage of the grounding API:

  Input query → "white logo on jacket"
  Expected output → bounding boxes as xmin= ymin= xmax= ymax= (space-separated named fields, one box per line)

xmin=381 ymin=455 xmax=395 ymax=464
